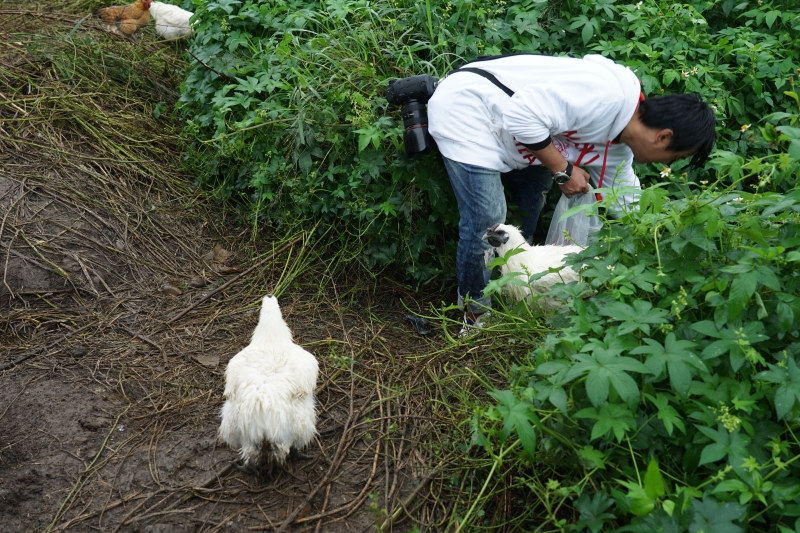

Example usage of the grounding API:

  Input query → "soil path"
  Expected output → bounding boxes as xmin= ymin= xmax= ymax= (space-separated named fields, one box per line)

xmin=0 ymin=7 xmax=463 ymax=532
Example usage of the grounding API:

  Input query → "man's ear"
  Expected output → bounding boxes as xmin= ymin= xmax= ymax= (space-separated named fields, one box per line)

xmin=655 ymin=128 xmax=674 ymax=147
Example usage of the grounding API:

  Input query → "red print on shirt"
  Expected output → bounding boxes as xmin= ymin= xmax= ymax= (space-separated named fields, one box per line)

xmin=514 ymin=141 xmax=538 ymax=164
xmin=574 ymin=143 xmax=600 ymax=166
xmin=552 ymin=137 xmax=569 ymax=158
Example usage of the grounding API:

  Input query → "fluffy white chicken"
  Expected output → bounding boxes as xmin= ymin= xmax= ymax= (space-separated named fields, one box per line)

xmin=485 ymin=223 xmax=583 ymax=310
xmin=219 ymin=295 xmax=318 ymax=471
xmin=148 ymin=2 xmax=193 ymax=40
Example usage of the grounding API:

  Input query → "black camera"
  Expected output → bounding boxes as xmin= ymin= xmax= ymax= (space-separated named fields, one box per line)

xmin=384 ymin=74 xmax=439 ymax=157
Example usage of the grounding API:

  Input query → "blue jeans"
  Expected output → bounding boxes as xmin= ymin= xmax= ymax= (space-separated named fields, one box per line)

xmin=443 ymin=157 xmax=552 ymax=313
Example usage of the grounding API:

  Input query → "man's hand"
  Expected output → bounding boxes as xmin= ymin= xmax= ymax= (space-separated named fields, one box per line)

xmin=559 ymin=165 xmax=591 ymax=198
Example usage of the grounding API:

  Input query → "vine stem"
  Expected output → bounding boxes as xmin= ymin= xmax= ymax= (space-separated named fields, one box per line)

xmin=627 ymin=437 xmax=642 ymax=486
xmin=653 ymin=223 xmax=665 ymax=276
xmin=456 ymin=442 xmax=518 ymax=532
xmin=764 ymin=424 xmax=800 ymax=481
xmin=763 ymin=452 xmax=800 ymax=481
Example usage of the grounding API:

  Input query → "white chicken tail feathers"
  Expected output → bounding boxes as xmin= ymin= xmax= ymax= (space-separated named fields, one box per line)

xmin=218 ymin=382 xmax=316 ymax=466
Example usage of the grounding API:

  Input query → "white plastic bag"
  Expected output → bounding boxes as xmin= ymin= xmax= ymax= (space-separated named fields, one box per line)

xmin=545 ymin=191 xmax=603 ymax=247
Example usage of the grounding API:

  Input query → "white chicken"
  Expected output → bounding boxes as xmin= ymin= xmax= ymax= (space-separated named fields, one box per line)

xmin=484 ymin=223 xmax=583 ymax=311
xmin=148 ymin=2 xmax=193 ymax=40
xmin=219 ymin=295 xmax=318 ymax=471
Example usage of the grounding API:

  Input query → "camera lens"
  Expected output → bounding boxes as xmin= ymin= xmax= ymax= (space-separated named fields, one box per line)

xmin=402 ymin=100 xmax=437 ymax=157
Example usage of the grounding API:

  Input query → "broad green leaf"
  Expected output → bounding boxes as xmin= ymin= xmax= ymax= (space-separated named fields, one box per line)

xmin=690 ymin=496 xmax=745 ymax=533
xmin=548 ymin=386 xmax=568 ymax=414
xmin=644 ymin=458 xmax=666 ymax=499
xmin=713 ymin=479 xmax=750 ymax=495
xmin=535 ymin=361 xmax=571 ymax=375
xmin=735 ymin=227 xmax=769 ymax=247
xmin=598 ymin=300 xmax=669 ymax=336
xmin=699 ymin=321 xmax=768 ymax=362
xmin=593 ymin=405 xmax=635 ymax=441
xmin=574 ymin=491 xmax=615 ymax=533
xmin=728 ymin=273 xmax=758 ymax=320
xmin=690 ymin=320 xmax=723 ymax=339
xmin=629 ymin=497 xmax=655 ymax=517
xmin=662 ymin=70 xmax=679 ymax=87
xmin=488 ymin=390 xmax=539 ymax=459
xmin=697 ymin=425 xmax=751 ymax=467
xmin=568 ymin=351 xmax=650 ymax=407
xmin=617 ymin=479 xmax=654 ymax=516
xmin=777 ymin=302 xmax=794 ymax=332
xmin=696 ymin=205 xmax=721 ymax=237
xmin=755 ymin=266 xmax=781 ymax=291
xmin=765 ymin=9 xmax=779 ymax=28
xmin=699 ymin=441 xmax=728 ymax=465
xmin=645 ymin=393 xmax=686 ymax=436
xmin=486 ymin=246 xmax=526 ymax=268
xmin=755 ymin=358 xmax=800 ymax=419
xmin=754 ymin=292 xmax=768 ymax=320
xmin=581 ymin=22 xmax=593 ymax=44
xmin=789 ymin=140 xmax=800 ymax=161
xmin=578 ymin=445 xmax=607 ymax=470
xmin=633 ymin=335 xmax=703 ymax=397
xmin=639 ymin=185 xmax=669 ymax=213
xmin=357 ymin=131 xmax=371 ymax=152
xmin=585 ymin=367 xmax=611 ymax=408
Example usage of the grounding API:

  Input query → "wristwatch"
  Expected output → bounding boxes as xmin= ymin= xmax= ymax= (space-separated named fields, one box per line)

xmin=553 ymin=162 xmax=573 ymax=185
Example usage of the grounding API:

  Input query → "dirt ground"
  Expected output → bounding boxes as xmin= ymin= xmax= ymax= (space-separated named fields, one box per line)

xmin=0 ymin=6 xmax=478 ymax=532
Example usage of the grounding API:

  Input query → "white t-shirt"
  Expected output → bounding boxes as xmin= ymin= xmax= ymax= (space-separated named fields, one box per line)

xmin=428 ymin=54 xmax=643 ymax=211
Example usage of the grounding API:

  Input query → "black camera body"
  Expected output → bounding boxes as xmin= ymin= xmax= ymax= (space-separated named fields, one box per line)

xmin=385 ymin=74 xmax=439 ymax=157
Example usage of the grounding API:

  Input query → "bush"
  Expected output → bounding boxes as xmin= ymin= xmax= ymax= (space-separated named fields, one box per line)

xmin=178 ymin=0 xmax=461 ymax=283
xmin=178 ymin=0 xmax=799 ymax=284
xmin=474 ymin=112 xmax=800 ymax=531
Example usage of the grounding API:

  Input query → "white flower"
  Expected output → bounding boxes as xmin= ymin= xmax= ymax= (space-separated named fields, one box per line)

xmin=691 ymin=67 xmax=698 ymax=75
xmin=681 ymin=70 xmax=690 ymax=78
xmin=734 ymin=197 xmax=743 ymax=202
xmin=712 ymin=105 xmax=718 ymax=112
xmin=700 ymin=180 xmax=708 ymax=185
xmin=660 ymin=167 xmax=672 ymax=178
xmin=740 ymin=124 xmax=751 ymax=132
xmin=635 ymin=1 xmax=642 ymax=8
xmin=607 ymin=265 xmax=615 ymax=272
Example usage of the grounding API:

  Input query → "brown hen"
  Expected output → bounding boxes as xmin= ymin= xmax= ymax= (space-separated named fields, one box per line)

xmin=93 ymin=0 xmax=152 ymax=40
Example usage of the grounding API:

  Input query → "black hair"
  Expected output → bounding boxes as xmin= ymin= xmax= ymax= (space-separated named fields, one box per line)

xmin=637 ymin=93 xmax=716 ymax=168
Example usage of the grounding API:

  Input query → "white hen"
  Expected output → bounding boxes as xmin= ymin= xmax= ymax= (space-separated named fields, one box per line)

xmin=148 ymin=2 xmax=193 ymax=40
xmin=219 ymin=295 xmax=318 ymax=470
xmin=485 ymin=223 xmax=583 ymax=310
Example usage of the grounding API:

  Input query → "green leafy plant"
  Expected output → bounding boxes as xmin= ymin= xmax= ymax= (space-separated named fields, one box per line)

xmin=179 ymin=0 xmax=799 ymax=283
xmin=174 ymin=3 xmax=800 ymax=523
xmin=472 ymin=112 xmax=800 ymax=531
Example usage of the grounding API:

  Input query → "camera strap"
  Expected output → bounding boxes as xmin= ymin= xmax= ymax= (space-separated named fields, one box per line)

xmin=449 ymin=54 xmax=580 ymax=96
xmin=449 ymin=68 xmax=514 ymax=97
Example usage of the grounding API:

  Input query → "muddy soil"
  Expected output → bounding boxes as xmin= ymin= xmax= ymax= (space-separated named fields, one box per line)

xmin=0 ymin=8 xmax=462 ymax=532
xmin=0 ymin=155 xmax=450 ymax=533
